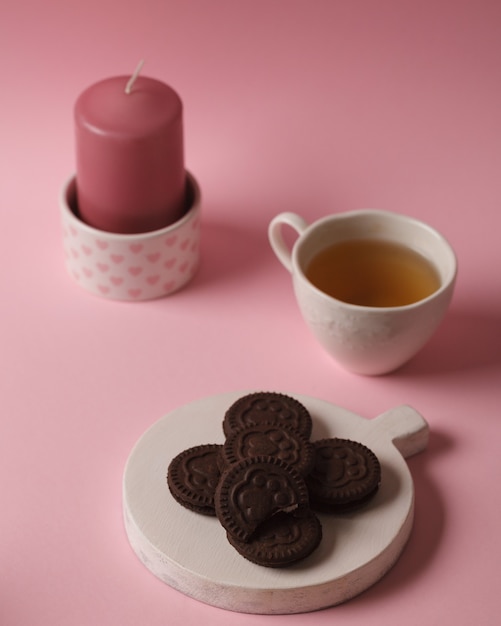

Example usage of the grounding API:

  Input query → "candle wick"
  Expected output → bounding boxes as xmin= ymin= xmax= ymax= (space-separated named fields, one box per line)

xmin=125 ymin=59 xmax=145 ymax=94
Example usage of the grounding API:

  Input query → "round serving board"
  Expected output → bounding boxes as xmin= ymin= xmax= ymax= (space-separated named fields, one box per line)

xmin=122 ymin=392 xmax=429 ymax=614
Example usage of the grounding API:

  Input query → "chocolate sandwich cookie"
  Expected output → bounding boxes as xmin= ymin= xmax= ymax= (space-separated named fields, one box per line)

xmin=215 ymin=455 xmax=310 ymax=542
xmin=306 ymin=438 xmax=381 ymax=512
xmin=222 ymin=392 xmax=313 ymax=438
xmin=227 ymin=510 xmax=322 ymax=568
xmin=167 ymin=444 xmax=222 ymax=516
xmin=220 ymin=422 xmax=315 ymax=476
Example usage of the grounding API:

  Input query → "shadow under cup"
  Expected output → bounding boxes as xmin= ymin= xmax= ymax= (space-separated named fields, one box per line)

xmin=271 ymin=210 xmax=457 ymax=375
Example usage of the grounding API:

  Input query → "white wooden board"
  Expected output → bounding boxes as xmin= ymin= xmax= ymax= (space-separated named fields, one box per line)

xmin=122 ymin=392 xmax=429 ymax=614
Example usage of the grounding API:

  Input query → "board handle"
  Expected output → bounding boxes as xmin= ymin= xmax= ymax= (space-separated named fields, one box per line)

xmin=373 ymin=405 xmax=429 ymax=458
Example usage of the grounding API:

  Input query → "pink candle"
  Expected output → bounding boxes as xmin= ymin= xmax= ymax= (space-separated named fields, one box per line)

xmin=75 ymin=65 xmax=185 ymax=234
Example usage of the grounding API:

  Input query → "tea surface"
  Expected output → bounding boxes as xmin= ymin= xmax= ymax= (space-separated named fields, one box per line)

xmin=305 ymin=239 xmax=441 ymax=307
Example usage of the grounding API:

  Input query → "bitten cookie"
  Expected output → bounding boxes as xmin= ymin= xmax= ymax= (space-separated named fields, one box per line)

xmin=167 ymin=444 xmax=223 ymax=515
xmin=227 ymin=510 xmax=322 ymax=568
xmin=214 ymin=455 xmax=310 ymax=542
xmin=306 ymin=438 xmax=381 ymax=512
xmin=220 ymin=422 xmax=315 ymax=476
xmin=222 ymin=392 xmax=313 ymax=438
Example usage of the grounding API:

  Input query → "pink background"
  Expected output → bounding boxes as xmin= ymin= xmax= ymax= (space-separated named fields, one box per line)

xmin=1 ymin=1 xmax=500 ymax=624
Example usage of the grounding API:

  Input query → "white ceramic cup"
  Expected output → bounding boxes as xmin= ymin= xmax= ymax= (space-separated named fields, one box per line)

xmin=60 ymin=171 xmax=201 ymax=301
xmin=268 ymin=210 xmax=457 ymax=375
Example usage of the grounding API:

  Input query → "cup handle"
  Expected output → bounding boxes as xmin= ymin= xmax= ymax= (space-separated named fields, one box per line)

xmin=268 ymin=212 xmax=309 ymax=273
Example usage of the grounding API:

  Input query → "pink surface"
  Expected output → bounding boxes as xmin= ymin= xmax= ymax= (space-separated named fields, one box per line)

xmin=1 ymin=1 xmax=500 ymax=624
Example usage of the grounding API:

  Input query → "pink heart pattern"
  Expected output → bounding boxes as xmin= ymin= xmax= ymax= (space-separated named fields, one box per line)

xmin=61 ymin=203 xmax=200 ymax=301
xmin=60 ymin=172 xmax=201 ymax=301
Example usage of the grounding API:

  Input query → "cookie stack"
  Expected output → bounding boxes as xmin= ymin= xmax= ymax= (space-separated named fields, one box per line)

xmin=167 ymin=392 xmax=381 ymax=568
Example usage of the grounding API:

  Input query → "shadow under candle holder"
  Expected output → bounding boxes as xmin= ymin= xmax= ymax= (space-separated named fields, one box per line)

xmin=60 ymin=171 xmax=201 ymax=301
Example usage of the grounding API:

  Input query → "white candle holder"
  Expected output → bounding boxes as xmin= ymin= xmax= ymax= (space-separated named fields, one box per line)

xmin=60 ymin=172 xmax=201 ymax=301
